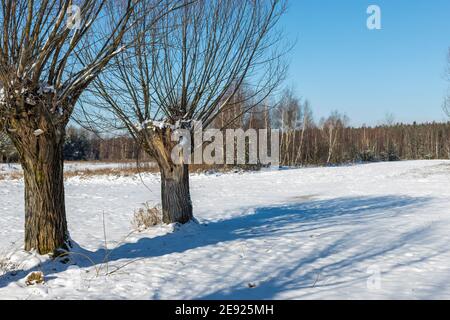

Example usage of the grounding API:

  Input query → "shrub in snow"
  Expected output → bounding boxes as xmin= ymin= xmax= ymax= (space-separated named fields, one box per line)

xmin=379 ymin=150 xmax=400 ymax=162
xmin=25 ymin=271 xmax=45 ymax=286
xmin=131 ymin=203 xmax=162 ymax=231
xmin=357 ymin=149 xmax=378 ymax=162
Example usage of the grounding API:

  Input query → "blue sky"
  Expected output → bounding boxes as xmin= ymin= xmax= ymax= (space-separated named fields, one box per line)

xmin=281 ymin=0 xmax=450 ymax=126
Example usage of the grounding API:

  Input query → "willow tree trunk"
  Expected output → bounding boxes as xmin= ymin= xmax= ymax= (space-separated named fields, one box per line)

xmin=12 ymin=125 xmax=68 ymax=255
xmin=144 ymin=128 xmax=194 ymax=224
xmin=160 ymin=164 xmax=193 ymax=224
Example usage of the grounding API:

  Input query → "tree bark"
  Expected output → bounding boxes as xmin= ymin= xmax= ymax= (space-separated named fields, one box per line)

xmin=143 ymin=128 xmax=194 ymax=224
xmin=160 ymin=164 xmax=193 ymax=224
xmin=11 ymin=122 xmax=68 ymax=255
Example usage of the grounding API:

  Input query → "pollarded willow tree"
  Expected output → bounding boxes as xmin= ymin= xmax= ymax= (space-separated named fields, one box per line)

xmin=0 ymin=0 xmax=170 ymax=254
xmin=82 ymin=0 xmax=288 ymax=224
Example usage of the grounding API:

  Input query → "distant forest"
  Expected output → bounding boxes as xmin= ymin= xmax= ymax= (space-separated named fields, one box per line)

xmin=2 ymin=119 xmax=450 ymax=167
xmin=2 ymin=89 xmax=450 ymax=166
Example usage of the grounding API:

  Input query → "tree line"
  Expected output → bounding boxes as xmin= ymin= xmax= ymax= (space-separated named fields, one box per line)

xmin=272 ymin=90 xmax=450 ymax=166
xmin=3 ymin=109 xmax=450 ymax=166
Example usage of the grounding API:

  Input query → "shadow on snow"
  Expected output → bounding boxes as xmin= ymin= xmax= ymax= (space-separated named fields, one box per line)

xmin=0 ymin=195 xmax=440 ymax=298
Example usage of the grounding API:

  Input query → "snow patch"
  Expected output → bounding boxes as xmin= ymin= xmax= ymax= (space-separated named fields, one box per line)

xmin=33 ymin=129 xmax=44 ymax=137
xmin=37 ymin=82 xmax=56 ymax=95
xmin=137 ymin=119 xmax=194 ymax=132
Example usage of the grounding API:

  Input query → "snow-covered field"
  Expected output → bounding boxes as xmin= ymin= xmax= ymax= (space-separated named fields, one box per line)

xmin=1 ymin=160 xmax=450 ymax=300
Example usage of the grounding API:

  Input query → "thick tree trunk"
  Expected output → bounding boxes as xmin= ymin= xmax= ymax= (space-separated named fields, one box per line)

xmin=143 ymin=128 xmax=194 ymax=224
xmin=13 ymin=127 xmax=68 ymax=255
xmin=160 ymin=164 xmax=193 ymax=224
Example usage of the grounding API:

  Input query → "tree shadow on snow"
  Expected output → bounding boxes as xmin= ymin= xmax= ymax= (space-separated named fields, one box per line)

xmin=0 ymin=195 xmax=440 ymax=298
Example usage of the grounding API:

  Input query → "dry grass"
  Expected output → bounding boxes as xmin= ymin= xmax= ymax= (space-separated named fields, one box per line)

xmin=64 ymin=166 xmax=160 ymax=179
xmin=131 ymin=203 xmax=163 ymax=231
xmin=0 ymin=161 xmax=260 ymax=181
xmin=25 ymin=271 xmax=45 ymax=286
xmin=189 ymin=163 xmax=260 ymax=173
xmin=0 ymin=171 xmax=22 ymax=181
xmin=0 ymin=162 xmax=160 ymax=180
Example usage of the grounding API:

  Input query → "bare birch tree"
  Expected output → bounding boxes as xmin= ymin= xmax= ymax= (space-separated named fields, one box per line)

xmin=295 ymin=99 xmax=312 ymax=165
xmin=445 ymin=48 xmax=450 ymax=116
xmin=321 ymin=111 xmax=348 ymax=164
xmin=273 ymin=89 xmax=301 ymax=166
xmin=83 ymin=0 xmax=288 ymax=224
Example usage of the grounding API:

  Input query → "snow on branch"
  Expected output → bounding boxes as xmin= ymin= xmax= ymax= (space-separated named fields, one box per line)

xmin=37 ymin=82 xmax=56 ymax=95
xmin=136 ymin=119 xmax=194 ymax=132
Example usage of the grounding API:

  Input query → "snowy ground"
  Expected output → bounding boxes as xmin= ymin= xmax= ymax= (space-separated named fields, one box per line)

xmin=1 ymin=160 xmax=450 ymax=299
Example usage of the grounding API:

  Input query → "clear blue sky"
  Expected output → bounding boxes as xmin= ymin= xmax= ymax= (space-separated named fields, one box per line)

xmin=281 ymin=0 xmax=450 ymax=126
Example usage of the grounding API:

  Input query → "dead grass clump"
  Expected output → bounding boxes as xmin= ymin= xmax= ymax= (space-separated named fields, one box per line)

xmin=0 ymin=171 xmax=23 ymax=180
xmin=25 ymin=271 xmax=45 ymax=286
xmin=132 ymin=203 xmax=162 ymax=231
xmin=65 ymin=166 xmax=160 ymax=179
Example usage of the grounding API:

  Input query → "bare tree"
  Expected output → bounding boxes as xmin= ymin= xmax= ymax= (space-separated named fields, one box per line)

xmin=273 ymin=89 xmax=302 ymax=166
xmin=320 ymin=111 xmax=348 ymax=164
xmin=84 ymin=0 xmax=288 ymax=224
xmin=445 ymin=48 xmax=450 ymax=116
xmin=295 ymin=99 xmax=313 ymax=165
xmin=0 ymin=0 xmax=156 ymax=254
